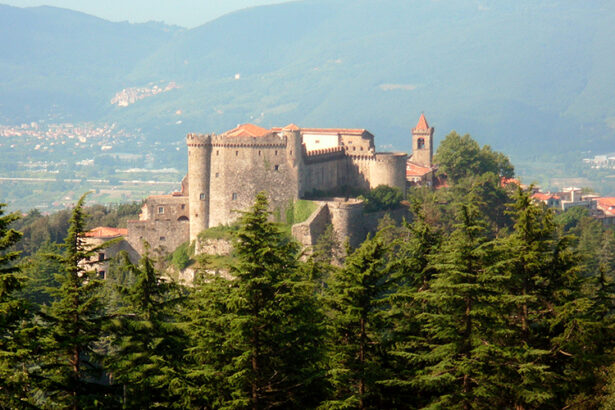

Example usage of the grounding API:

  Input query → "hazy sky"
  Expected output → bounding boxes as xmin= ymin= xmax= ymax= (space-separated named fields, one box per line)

xmin=1 ymin=0 xmax=285 ymax=27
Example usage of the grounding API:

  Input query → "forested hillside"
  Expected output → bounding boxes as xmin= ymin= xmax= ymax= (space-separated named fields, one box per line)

xmin=2 ymin=137 xmax=615 ymax=408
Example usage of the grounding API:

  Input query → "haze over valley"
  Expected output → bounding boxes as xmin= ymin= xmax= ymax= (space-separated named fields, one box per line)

xmin=2 ymin=0 xmax=615 ymax=210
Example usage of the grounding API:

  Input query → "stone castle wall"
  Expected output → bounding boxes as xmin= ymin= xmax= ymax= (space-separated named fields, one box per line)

xmin=208 ymin=133 xmax=299 ymax=227
xmin=126 ymin=219 xmax=190 ymax=256
xmin=291 ymin=202 xmax=331 ymax=246
xmin=292 ymin=198 xmax=411 ymax=249
xmin=181 ymin=126 xmax=408 ymax=249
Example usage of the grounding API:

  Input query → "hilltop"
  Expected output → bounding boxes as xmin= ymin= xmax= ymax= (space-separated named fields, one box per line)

xmin=2 ymin=0 xmax=615 ymax=208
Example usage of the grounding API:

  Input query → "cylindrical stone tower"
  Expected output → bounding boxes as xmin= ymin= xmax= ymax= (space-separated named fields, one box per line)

xmin=370 ymin=153 xmax=408 ymax=192
xmin=186 ymin=133 xmax=211 ymax=242
xmin=282 ymin=124 xmax=304 ymax=196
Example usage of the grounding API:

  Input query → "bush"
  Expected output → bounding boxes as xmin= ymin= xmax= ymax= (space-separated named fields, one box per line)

xmin=361 ymin=185 xmax=403 ymax=213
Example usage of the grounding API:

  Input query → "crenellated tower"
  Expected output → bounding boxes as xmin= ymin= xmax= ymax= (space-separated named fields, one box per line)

xmin=186 ymin=133 xmax=212 ymax=242
xmin=282 ymin=123 xmax=305 ymax=196
xmin=411 ymin=113 xmax=434 ymax=167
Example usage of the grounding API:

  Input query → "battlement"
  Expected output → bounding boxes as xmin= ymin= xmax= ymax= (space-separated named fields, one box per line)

xmin=209 ymin=132 xmax=286 ymax=148
xmin=304 ymin=146 xmax=345 ymax=163
xmin=374 ymin=152 xmax=407 ymax=162
xmin=186 ymin=133 xmax=212 ymax=147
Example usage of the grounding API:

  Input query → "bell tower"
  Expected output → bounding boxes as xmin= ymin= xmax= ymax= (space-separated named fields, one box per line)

xmin=411 ymin=113 xmax=433 ymax=167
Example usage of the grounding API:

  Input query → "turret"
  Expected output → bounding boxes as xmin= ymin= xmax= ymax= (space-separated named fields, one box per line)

xmin=282 ymin=123 xmax=304 ymax=196
xmin=411 ymin=114 xmax=434 ymax=167
xmin=186 ymin=133 xmax=212 ymax=242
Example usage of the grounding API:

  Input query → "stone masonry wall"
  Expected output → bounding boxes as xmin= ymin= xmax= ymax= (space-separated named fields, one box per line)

xmin=126 ymin=219 xmax=190 ymax=256
xmin=291 ymin=202 xmax=331 ymax=246
xmin=208 ymin=134 xmax=299 ymax=227
xmin=293 ymin=199 xmax=411 ymax=249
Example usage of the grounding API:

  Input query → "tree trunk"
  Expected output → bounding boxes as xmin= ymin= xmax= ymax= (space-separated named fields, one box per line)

xmin=463 ymin=295 xmax=472 ymax=410
xmin=359 ymin=316 xmax=366 ymax=410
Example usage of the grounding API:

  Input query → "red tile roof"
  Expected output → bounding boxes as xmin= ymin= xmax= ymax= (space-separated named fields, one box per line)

xmin=597 ymin=197 xmax=615 ymax=215
xmin=406 ymin=161 xmax=433 ymax=177
xmin=85 ymin=227 xmax=127 ymax=238
xmin=271 ymin=126 xmax=370 ymax=136
xmin=224 ymin=123 xmax=271 ymax=138
xmin=282 ymin=123 xmax=300 ymax=131
xmin=415 ymin=113 xmax=429 ymax=130
xmin=500 ymin=177 xmax=520 ymax=187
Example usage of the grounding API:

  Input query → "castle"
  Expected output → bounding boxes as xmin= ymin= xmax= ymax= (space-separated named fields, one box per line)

xmin=121 ymin=115 xmax=434 ymax=256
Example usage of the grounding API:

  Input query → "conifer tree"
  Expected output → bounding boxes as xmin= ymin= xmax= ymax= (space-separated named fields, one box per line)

xmin=0 ymin=203 xmax=32 ymax=407
xmin=105 ymin=250 xmax=186 ymax=408
xmin=185 ymin=192 xmax=326 ymax=409
xmin=181 ymin=254 xmax=236 ymax=409
xmin=491 ymin=188 xmax=592 ymax=408
xmin=380 ymin=201 xmax=442 ymax=407
xmin=37 ymin=194 xmax=110 ymax=409
xmin=414 ymin=201 xmax=502 ymax=409
xmin=325 ymin=232 xmax=396 ymax=409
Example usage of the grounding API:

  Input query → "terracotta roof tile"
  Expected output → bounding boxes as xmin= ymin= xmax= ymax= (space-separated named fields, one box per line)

xmin=224 ymin=123 xmax=271 ymax=138
xmin=282 ymin=123 xmax=300 ymax=131
xmin=532 ymin=193 xmax=560 ymax=201
xmin=500 ymin=177 xmax=521 ymax=187
xmin=271 ymin=126 xmax=370 ymax=136
xmin=597 ymin=197 xmax=615 ymax=211
xmin=415 ymin=114 xmax=429 ymax=130
xmin=85 ymin=227 xmax=127 ymax=238
xmin=406 ymin=161 xmax=433 ymax=177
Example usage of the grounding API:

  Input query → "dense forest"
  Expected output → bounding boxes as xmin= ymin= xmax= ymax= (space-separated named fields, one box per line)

xmin=2 ymin=133 xmax=615 ymax=409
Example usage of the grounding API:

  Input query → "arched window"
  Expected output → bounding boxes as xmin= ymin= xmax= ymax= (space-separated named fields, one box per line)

xmin=417 ymin=138 xmax=425 ymax=149
xmin=178 ymin=216 xmax=189 ymax=222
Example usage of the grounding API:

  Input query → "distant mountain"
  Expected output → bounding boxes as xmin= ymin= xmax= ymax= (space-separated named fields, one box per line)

xmin=2 ymin=0 xmax=615 ymax=159
xmin=0 ymin=4 xmax=181 ymax=122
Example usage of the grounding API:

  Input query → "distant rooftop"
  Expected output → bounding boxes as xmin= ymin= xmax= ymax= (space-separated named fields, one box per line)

xmin=414 ymin=113 xmax=430 ymax=131
xmin=223 ymin=123 xmax=271 ymax=138
xmin=85 ymin=226 xmax=127 ymax=238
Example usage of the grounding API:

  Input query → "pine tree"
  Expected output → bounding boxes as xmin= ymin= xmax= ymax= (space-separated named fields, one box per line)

xmin=414 ymin=201 xmax=502 ymax=409
xmin=491 ymin=187 xmax=592 ymax=408
xmin=37 ymin=194 xmax=110 ymax=409
xmin=325 ymin=232 xmax=396 ymax=409
xmin=185 ymin=192 xmax=326 ymax=409
xmin=181 ymin=254 xmax=236 ymax=409
xmin=105 ymin=250 xmax=187 ymax=408
xmin=0 ymin=203 xmax=32 ymax=407
xmin=380 ymin=200 xmax=442 ymax=408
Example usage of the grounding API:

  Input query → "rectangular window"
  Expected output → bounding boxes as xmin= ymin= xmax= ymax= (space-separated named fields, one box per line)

xmin=98 ymin=270 xmax=105 ymax=280
xmin=181 ymin=204 xmax=185 ymax=210
xmin=275 ymin=150 xmax=278 ymax=155
xmin=232 ymin=193 xmax=238 ymax=200
xmin=158 ymin=206 xmax=164 ymax=214
xmin=216 ymin=150 xmax=219 ymax=156
xmin=215 ymin=172 xmax=219 ymax=178
xmin=274 ymin=165 xmax=279 ymax=171
xmin=98 ymin=252 xmax=105 ymax=262
xmin=160 ymin=236 xmax=166 ymax=241
xmin=199 ymin=193 xmax=205 ymax=200
xmin=236 ymin=150 xmax=239 ymax=156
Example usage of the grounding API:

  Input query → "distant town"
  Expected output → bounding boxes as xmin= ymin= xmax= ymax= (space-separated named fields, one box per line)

xmin=110 ymin=81 xmax=179 ymax=107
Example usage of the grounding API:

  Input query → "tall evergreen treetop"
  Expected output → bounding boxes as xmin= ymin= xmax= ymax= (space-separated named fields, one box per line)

xmin=187 ymin=192 xmax=326 ymax=409
xmin=38 ymin=193 xmax=110 ymax=409
xmin=325 ymin=232 xmax=397 ymax=409
xmin=0 ymin=203 xmax=32 ymax=407
xmin=105 ymin=250 xmax=186 ymax=409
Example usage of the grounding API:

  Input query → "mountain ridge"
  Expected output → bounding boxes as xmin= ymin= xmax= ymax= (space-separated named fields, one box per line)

xmin=1 ymin=0 xmax=615 ymax=159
